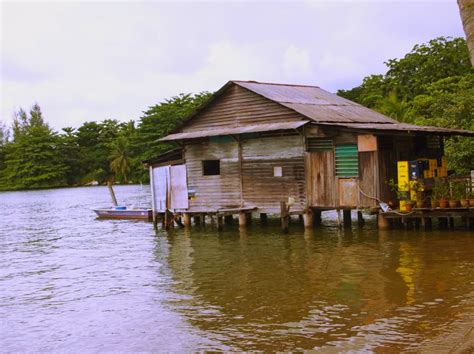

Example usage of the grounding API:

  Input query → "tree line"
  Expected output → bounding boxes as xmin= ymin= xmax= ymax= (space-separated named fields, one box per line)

xmin=0 ymin=36 xmax=472 ymax=191
xmin=0 ymin=93 xmax=210 ymax=190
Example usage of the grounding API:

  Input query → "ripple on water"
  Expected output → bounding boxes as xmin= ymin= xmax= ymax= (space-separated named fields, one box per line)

xmin=0 ymin=186 xmax=473 ymax=351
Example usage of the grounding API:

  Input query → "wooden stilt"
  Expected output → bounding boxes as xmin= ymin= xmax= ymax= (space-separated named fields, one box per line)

xmin=377 ymin=213 xmax=390 ymax=230
xmin=449 ymin=217 xmax=455 ymax=229
xmin=153 ymin=213 xmax=158 ymax=230
xmin=357 ymin=211 xmax=365 ymax=228
xmin=193 ymin=215 xmax=200 ymax=225
xmin=314 ymin=210 xmax=322 ymax=226
xmin=246 ymin=212 xmax=253 ymax=225
xmin=336 ymin=209 xmax=342 ymax=229
xmin=303 ymin=210 xmax=314 ymax=228
xmin=469 ymin=217 xmax=474 ymax=230
xmin=298 ymin=214 xmax=304 ymax=225
xmin=280 ymin=201 xmax=289 ymax=234
xmin=200 ymin=213 xmax=206 ymax=226
xmin=183 ymin=213 xmax=191 ymax=227
xmin=217 ymin=215 xmax=223 ymax=231
xmin=239 ymin=212 xmax=247 ymax=227
xmin=224 ymin=215 xmax=233 ymax=225
xmin=175 ymin=217 xmax=184 ymax=228
xmin=424 ymin=217 xmax=432 ymax=230
xmin=260 ymin=213 xmax=268 ymax=225
xmin=414 ymin=218 xmax=420 ymax=230
xmin=343 ymin=209 xmax=352 ymax=229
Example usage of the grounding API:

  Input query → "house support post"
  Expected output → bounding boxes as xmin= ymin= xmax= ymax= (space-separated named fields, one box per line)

xmin=260 ymin=213 xmax=268 ymax=225
xmin=303 ymin=210 xmax=314 ymax=228
xmin=314 ymin=210 xmax=322 ymax=227
xmin=193 ymin=215 xmax=200 ymax=225
xmin=343 ymin=209 xmax=352 ymax=229
xmin=377 ymin=213 xmax=390 ymax=230
xmin=357 ymin=211 xmax=365 ymax=228
xmin=183 ymin=213 xmax=191 ymax=227
xmin=239 ymin=212 xmax=247 ymax=228
xmin=280 ymin=201 xmax=289 ymax=234
xmin=224 ymin=215 xmax=233 ymax=225
xmin=423 ymin=217 xmax=432 ymax=230
xmin=217 ymin=215 xmax=223 ymax=231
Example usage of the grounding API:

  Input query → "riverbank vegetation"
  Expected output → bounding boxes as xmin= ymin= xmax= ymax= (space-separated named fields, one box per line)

xmin=0 ymin=36 xmax=472 ymax=191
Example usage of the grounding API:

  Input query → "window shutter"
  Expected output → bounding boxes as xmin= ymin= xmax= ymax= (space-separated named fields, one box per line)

xmin=335 ymin=144 xmax=359 ymax=177
xmin=307 ymin=138 xmax=333 ymax=152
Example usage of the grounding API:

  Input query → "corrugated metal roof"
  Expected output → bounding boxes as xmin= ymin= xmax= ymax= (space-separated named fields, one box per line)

xmin=319 ymin=122 xmax=474 ymax=136
xmin=233 ymin=81 xmax=398 ymax=124
xmin=159 ymin=120 xmax=309 ymax=141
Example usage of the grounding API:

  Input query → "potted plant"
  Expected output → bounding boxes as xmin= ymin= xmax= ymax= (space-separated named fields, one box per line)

xmin=410 ymin=180 xmax=425 ymax=208
xmin=458 ymin=181 xmax=469 ymax=207
xmin=388 ymin=179 xmax=412 ymax=212
xmin=451 ymin=181 xmax=467 ymax=208
xmin=430 ymin=194 xmax=438 ymax=209
xmin=434 ymin=178 xmax=449 ymax=208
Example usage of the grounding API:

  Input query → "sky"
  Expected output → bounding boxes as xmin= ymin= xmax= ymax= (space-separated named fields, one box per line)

xmin=0 ymin=0 xmax=466 ymax=131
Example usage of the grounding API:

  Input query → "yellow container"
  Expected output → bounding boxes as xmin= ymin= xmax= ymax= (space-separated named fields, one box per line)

xmin=441 ymin=156 xmax=447 ymax=168
xmin=400 ymin=200 xmax=407 ymax=212
xmin=397 ymin=161 xmax=409 ymax=191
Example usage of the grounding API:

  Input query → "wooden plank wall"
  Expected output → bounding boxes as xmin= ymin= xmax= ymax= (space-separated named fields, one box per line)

xmin=185 ymin=140 xmax=241 ymax=211
xmin=305 ymin=151 xmax=336 ymax=207
xmin=182 ymin=85 xmax=303 ymax=132
xmin=358 ymin=152 xmax=377 ymax=207
xmin=242 ymin=135 xmax=306 ymax=213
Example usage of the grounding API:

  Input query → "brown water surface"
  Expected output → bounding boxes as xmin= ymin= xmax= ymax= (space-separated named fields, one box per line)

xmin=1 ymin=185 xmax=473 ymax=351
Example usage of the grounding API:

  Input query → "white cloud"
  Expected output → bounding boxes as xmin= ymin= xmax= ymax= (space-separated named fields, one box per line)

xmin=0 ymin=1 xmax=466 ymax=130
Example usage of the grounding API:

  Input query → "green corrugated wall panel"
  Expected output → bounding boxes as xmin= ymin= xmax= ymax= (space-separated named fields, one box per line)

xmin=335 ymin=144 xmax=359 ymax=177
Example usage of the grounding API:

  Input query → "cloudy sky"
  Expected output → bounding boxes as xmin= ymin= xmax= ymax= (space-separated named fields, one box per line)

xmin=0 ymin=0 xmax=466 ymax=130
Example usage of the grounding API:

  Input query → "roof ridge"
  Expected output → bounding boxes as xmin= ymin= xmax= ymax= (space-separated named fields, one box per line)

xmin=232 ymin=80 xmax=321 ymax=89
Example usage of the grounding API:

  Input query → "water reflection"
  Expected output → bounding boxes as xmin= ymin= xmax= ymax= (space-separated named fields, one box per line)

xmin=163 ymin=223 xmax=474 ymax=351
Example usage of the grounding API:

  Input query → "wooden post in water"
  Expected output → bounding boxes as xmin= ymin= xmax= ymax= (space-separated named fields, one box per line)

xmin=336 ymin=209 xmax=342 ymax=229
xmin=259 ymin=213 xmax=268 ymax=225
xmin=239 ymin=212 xmax=247 ymax=228
xmin=357 ymin=211 xmax=365 ymax=228
xmin=193 ymin=215 xmax=200 ymax=225
xmin=343 ymin=209 xmax=352 ymax=228
xmin=246 ymin=212 xmax=253 ymax=225
xmin=217 ymin=215 xmax=223 ymax=231
xmin=280 ymin=201 xmax=289 ymax=234
xmin=314 ymin=210 xmax=322 ymax=227
xmin=303 ymin=210 xmax=313 ymax=228
xmin=183 ymin=213 xmax=191 ymax=227
xmin=107 ymin=181 xmax=118 ymax=206
xmin=224 ymin=215 xmax=233 ymax=225
xmin=377 ymin=213 xmax=390 ymax=230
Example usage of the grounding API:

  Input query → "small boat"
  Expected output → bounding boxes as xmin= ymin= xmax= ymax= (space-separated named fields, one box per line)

xmin=93 ymin=206 xmax=153 ymax=221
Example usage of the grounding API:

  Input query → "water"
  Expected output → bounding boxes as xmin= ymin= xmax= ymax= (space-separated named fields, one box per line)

xmin=1 ymin=185 xmax=473 ymax=352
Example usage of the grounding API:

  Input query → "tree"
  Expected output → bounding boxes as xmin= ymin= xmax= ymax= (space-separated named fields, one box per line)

xmin=109 ymin=136 xmax=131 ymax=183
xmin=458 ymin=0 xmax=474 ymax=65
xmin=1 ymin=104 xmax=67 ymax=190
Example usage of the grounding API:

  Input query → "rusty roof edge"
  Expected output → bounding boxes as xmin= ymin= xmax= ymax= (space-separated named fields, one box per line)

xmin=159 ymin=120 xmax=310 ymax=141
xmin=313 ymin=122 xmax=474 ymax=136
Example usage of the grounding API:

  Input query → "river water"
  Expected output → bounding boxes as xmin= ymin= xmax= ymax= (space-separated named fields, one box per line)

xmin=1 ymin=185 xmax=473 ymax=352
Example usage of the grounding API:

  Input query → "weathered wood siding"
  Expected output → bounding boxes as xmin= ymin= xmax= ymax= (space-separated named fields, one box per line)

xmin=182 ymin=85 xmax=303 ymax=132
xmin=358 ymin=152 xmax=377 ymax=207
xmin=242 ymin=135 xmax=306 ymax=213
xmin=185 ymin=140 xmax=240 ymax=210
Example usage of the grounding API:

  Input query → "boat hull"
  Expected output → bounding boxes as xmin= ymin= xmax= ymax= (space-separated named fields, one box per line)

xmin=93 ymin=208 xmax=153 ymax=221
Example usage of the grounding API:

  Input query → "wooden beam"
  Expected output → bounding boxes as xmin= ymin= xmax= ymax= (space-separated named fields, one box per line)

xmin=281 ymin=201 xmax=289 ymax=234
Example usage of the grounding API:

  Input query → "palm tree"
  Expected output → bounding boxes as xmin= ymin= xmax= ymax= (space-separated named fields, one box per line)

xmin=376 ymin=92 xmax=413 ymax=123
xmin=110 ymin=136 xmax=131 ymax=183
xmin=458 ymin=0 xmax=474 ymax=65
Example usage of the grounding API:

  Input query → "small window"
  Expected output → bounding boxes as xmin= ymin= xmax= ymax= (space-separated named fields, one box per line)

xmin=274 ymin=166 xmax=283 ymax=177
xmin=307 ymin=138 xmax=333 ymax=152
xmin=202 ymin=160 xmax=220 ymax=176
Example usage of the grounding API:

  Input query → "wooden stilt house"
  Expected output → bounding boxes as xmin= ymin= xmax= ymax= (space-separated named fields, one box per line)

xmin=145 ymin=80 xmax=474 ymax=222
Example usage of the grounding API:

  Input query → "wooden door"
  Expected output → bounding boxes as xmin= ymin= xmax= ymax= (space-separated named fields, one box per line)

xmin=169 ymin=165 xmax=188 ymax=209
xmin=306 ymin=151 xmax=336 ymax=207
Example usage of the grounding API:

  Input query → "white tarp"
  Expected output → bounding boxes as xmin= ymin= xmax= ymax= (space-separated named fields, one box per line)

xmin=150 ymin=164 xmax=188 ymax=212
